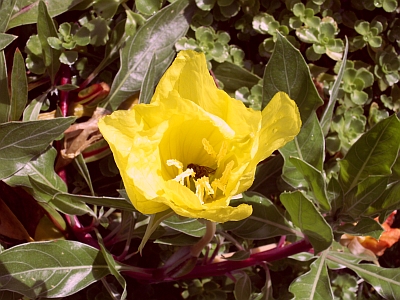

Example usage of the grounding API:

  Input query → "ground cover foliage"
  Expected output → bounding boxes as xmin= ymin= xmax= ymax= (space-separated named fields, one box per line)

xmin=1 ymin=0 xmax=400 ymax=299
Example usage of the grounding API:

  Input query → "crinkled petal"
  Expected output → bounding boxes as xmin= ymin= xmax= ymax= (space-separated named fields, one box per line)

xmin=255 ymin=91 xmax=302 ymax=163
xmin=152 ymin=50 xmax=261 ymax=140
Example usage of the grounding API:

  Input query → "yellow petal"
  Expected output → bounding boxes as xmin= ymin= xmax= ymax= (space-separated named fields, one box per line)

xmin=152 ymin=50 xmax=261 ymax=141
xmin=255 ymin=91 xmax=302 ymax=163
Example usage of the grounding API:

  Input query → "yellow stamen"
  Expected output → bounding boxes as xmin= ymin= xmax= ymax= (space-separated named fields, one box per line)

xmin=212 ymin=160 xmax=234 ymax=194
xmin=202 ymin=138 xmax=217 ymax=160
xmin=195 ymin=176 xmax=214 ymax=204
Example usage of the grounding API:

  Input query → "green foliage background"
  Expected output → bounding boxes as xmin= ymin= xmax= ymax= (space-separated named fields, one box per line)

xmin=1 ymin=0 xmax=400 ymax=299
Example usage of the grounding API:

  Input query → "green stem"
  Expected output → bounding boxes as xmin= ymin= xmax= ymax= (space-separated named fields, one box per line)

xmin=190 ymin=220 xmax=216 ymax=257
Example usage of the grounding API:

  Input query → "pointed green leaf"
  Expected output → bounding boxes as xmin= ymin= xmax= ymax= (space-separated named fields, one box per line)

xmin=280 ymin=191 xmax=333 ymax=253
xmin=320 ymin=37 xmax=348 ymax=136
xmin=0 ymin=50 xmax=10 ymax=123
xmin=162 ymin=215 xmax=206 ymax=237
xmin=366 ymin=181 xmax=400 ymax=221
xmin=8 ymin=0 xmax=86 ymax=29
xmin=22 ymin=90 xmax=50 ymax=121
xmin=289 ymin=251 xmax=334 ymax=300
xmin=212 ymin=61 xmax=261 ymax=94
xmin=10 ymin=48 xmax=28 ymax=121
xmin=138 ymin=210 xmax=175 ymax=254
xmin=335 ymin=217 xmax=383 ymax=240
xmin=0 ymin=33 xmax=17 ymax=50
xmin=280 ymin=113 xmax=324 ymax=188
xmin=340 ymin=176 xmax=389 ymax=220
xmin=37 ymin=0 xmax=61 ymax=84
xmin=73 ymin=154 xmax=95 ymax=195
xmin=328 ymin=254 xmax=400 ymax=299
xmin=263 ymin=33 xmax=323 ymax=122
xmin=139 ymin=53 xmax=156 ymax=104
xmin=0 ymin=0 xmax=17 ymax=32
xmin=3 ymin=146 xmax=67 ymax=192
xmin=0 ymin=117 xmax=75 ymax=179
xmin=339 ymin=114 xmax=400 ymax=193
xmin=0 ymin=240 xmax=109 ymax=298
xmin=95 ymin=230 xmax=127 ymax=300
xmin=28 ymin=176 xmax=95 ymax=216
xmin=289 ymin=157 xmax=330 ymax=211
xmin=136 ymin=0 xmax=162 ymax=15
xmin=222 ymin=192 xmax=298 ymax=239
xmin=54 ymin=193 xmax=135 ymax=212
xmin=234 ymin=273 xmax=252 ymax=300
xmin=103 ymin=0 xmax=193 ymax=110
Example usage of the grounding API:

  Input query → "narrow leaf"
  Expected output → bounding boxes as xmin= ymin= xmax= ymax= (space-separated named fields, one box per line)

xmin=139 ymin=53 xmax=156 ymax=104
xmin=37 ymin=0 xmax=61 ymax=84
xmin=336 ymin=217 xmax=383 ymax=240
xmin=0 ymin=50 xmax=10 ymax=123
xmin=0 ymin=240 xmax=110 ymax=298
xmin=339 ymin=114 xmax=400 ymax=192
xmin=328 ymin=254 xmax=400 ymax=299
xmin=0 ymin=117 xmax=75 ymax=179
xmin=162 ymin=215 xmax=206 ymax=237
xmin=95 ymin=230 xmax=127 ymax=300
xmin=289 ymin=157 xmax=330 ymax=211
xmin=103 ymin=0 xmax=193 ymax=110
xmin=28 ymin=176 xmax=95 ymax=216
xmin=22 ymin=90 xmax=50 ymax=121
xmin=280 ymin=113 xmax=324 ymax=188
xmin=8 ymin=0 xmax=86 ymax=29
xmin=320 ymin=37 xmax=348 ymax=136
xmin=280 ymin=191 xmax=333 ymax=253
xmin=0 ymin=0 xmax=17 ymax=32
xmin=234 ymin=272 xmax=252 ymax=300
xmin=10 ymin=48 xmax=28 ymax=121
xmin=289 ymin=251 xmax=334 ymax=300
xmin=222 ymin=192 xmax=298 ymax=239
xmin=263 ymin=33 xmax=323 ymax=122
xmin=73 ymin=154 xmax=95 ymax=195
xmin=4 ymin=146 xmax=67 ymax=192
xmin=0 ymin=33 xmax=17 ymax=50
xmin=366 ymin=181 xmax=400 ymax=221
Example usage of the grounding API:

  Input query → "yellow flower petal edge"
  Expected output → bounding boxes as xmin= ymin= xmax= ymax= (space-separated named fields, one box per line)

xmin=98 ymin=50 xmax=302 ymax=223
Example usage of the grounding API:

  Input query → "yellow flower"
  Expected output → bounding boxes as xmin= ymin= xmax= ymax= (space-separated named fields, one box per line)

xmin=98 ymin=50 xmax=301 ymax=223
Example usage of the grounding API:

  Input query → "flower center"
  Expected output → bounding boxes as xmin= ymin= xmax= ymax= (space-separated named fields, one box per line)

xmin=166 ymin=138 xmax=233 ymax=205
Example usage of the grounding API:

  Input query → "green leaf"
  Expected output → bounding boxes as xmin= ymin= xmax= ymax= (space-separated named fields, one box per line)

xmin=335 ymin=217 xmax=383 ymax=240
xmin=222 ymin=192 xmax=298 ymax=240
xmin=320 ymin=37 xmax=348 ymax=136
xmin=55 ymin=193 xmax=136 ymax=212
xmin=95 ymin=230 xmax=127 ymax=300
xmin=366 ymin=181 xmax=400 ymax=221
xmin=138 ymin=210 xmax=175 ymax=254
xmin=212 ymin=61 xmax=261 ymax=94
xmin=8 ymin=0 xmax=86 ymax=29
xmin=234 ymin=273 xmax=252 ymax=300
xmin=136 ymin=0 xmax=162 ymax=15
xmin=10 ymin=48 xmax=28 ymax=121
xmin=139 ymin=53 xmax=156 ymax=104
xmin=289 ymin=251 xmax=334 ymax=300
xmin=340 ymin=175 xmax=389 ymax=220
xmin=162 ymin=215 xmax=206 ymax=237
xmin=0 ymin=117 xmax=75 ymax=179
xmin=22 ymin=90 xmax=50 ymax=121
xmin=328 ymin=254 xmax=400 ymax=299
xmin=73 ymin=154 xmax=95 ymax=195
xmin=0 ymin=0 xmax=17 ymax=32
xmin=0 ymin=240 xmax=109 ymax=298
xmin=280 ymin=113 xmax=324 ymax=188
xmin=263 ymin=33 xmax=323 ymax=123
xmin=3 ymin=146 xmax=67 ymax=192
xmin=289 ymin=157 xmax=330 ymax=211
xmin=37 ymin=0 xmax=61 ymax=84
xmin=280 ymin=191 xmax=333 ymax=253
xmin=0 ymin=50 xmax=10 ymax=123
xmin=28 ymin=176 xmax=95 ymax=216
xmin=102 ymin=0 xmax=193 ymax=110
xmin=0 ymin=33 xmax=17 ymax=50
xmin=339 ymin=114 xmax=400 ymax=193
